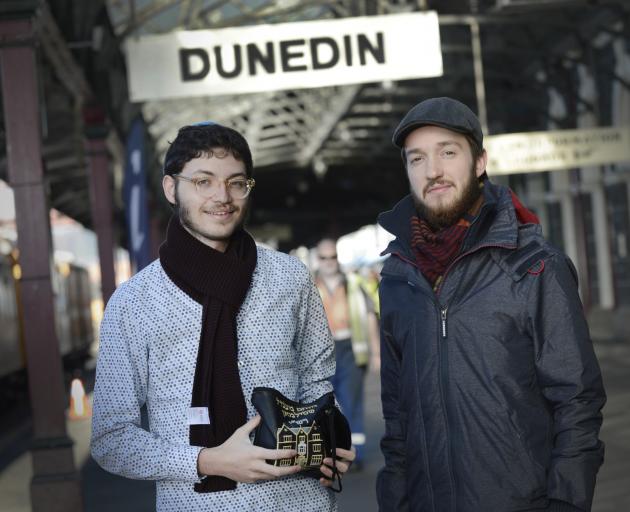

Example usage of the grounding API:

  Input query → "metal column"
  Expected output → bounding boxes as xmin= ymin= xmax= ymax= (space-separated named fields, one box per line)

xmin=84 ymin=109 xmax=117 ymax=306
xmin=439 ymin=15 xmax=489 ymax=134
xmin=469 ymin=19 xmax=488 ymax=135
xmin=0 ymin=7 xmax=83 ymax=512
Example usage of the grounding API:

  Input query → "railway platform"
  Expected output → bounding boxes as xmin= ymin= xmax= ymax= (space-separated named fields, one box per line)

xmin=0 ymin=338 xmax=628 ymax=512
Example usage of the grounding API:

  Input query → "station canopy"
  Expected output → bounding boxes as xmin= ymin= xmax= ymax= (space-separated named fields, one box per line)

xmin=1 ymin=0 xmax=628 ymax=249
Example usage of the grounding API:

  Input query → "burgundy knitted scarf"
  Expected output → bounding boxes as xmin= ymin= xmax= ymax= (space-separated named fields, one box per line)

xmin=159 ymin=216 xmax=257 ymax=493
xmin=410 ymin=189 xmax=540 ymax=289
xmin=410 ymin=216 xmax=471 ymax=289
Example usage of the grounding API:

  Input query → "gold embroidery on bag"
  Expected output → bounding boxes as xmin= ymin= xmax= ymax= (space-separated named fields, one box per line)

xmin=275 ymin=423 xmax=324 ymax=467
xmin=271 ymin=396 xmax=325 ymax=467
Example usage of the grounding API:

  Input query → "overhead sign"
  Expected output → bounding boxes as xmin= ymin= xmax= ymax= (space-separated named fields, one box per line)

xmin=125 ymin=12 xmax=442 ymax=101
xmin=485 ymin=126 xmax=630 ymax=175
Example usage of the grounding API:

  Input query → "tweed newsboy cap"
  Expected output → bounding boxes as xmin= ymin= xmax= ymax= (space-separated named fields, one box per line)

xmin=392 ymin=97 xmax=483 ymax=149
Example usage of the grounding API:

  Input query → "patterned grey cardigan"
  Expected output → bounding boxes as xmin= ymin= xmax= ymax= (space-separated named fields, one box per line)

xmin=91 ymin=245 xmax=337 ymax=511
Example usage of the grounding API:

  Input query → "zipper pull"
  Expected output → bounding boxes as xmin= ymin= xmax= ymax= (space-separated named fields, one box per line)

xmin=440 ymin=307 xmax=448 ymax=338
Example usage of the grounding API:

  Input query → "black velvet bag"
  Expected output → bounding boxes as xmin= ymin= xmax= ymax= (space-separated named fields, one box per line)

xmin=251 ymin=387 xmax=352 ymax=492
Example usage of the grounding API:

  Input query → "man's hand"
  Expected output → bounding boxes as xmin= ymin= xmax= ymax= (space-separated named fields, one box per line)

xmin=197 ymin=415 xmax=302 ymax=483
xmin=319 ymin=447 xmax=356 ymax=487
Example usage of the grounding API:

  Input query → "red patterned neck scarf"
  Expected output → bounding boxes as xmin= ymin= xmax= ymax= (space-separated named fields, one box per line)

xmin=410 ymin=186 xmax=539 ymax=289
xmin=410 ymin=216 xmax=471 ymax=289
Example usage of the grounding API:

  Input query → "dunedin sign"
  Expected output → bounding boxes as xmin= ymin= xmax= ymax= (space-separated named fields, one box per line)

xmin=125 ymin=12 xmax=442 ymax=101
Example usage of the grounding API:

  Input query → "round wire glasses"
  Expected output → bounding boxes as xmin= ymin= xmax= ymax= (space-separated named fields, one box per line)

xmin=172 ymin=174 xmax=255 ymax=200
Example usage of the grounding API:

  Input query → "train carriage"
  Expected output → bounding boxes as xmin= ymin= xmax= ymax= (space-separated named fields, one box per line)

xmin=0 ymin=245 xmax=94 ymax=385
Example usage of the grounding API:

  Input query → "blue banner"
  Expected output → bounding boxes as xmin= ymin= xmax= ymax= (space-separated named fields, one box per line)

xmin=123 ymin=117 xmax=151 ymax=272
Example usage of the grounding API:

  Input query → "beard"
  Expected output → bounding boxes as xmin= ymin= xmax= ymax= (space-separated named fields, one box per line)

xmin=412 ymin=164 xmax=482 ymax=230
xmin=174 ymin=190 xmax=249 ymax=246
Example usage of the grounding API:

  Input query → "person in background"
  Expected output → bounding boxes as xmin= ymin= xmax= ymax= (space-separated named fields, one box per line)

xmin=315 ymin=238 xmax=380 ymax=471
xmin=377 ymin=97 xmax=605 ymax=512
xmin=360 ymin=264 xmax=382 ymax=322
xmin=91 ymin=122 xmax=353 ymax=512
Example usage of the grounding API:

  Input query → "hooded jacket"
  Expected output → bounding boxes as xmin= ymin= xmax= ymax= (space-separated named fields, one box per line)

xmin=376 ymin=180 xmax=605 ymax=512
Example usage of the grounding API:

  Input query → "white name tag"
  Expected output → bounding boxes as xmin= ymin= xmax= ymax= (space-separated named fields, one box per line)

xmin=188 ymin=407 xmax=211 ymax=425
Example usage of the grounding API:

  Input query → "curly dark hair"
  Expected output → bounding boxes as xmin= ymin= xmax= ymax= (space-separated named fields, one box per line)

xmin=163 ymin=123 xmax=253 ymax=177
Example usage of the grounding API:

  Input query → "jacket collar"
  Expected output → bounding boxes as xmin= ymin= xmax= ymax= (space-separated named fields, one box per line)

xmin=377 ymin=194 xmax=416 ymax=258
xmin=378 ymin=178 xmax=519 ymax=259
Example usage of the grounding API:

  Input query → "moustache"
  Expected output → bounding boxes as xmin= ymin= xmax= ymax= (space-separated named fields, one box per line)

xmin=424 ymin=180 xmax=454 ymax=195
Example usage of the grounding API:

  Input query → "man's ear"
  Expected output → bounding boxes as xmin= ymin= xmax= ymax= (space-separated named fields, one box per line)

xmin=163 ymin=175 xmax=176 ymax=205
xmin=475 ymin=149 xmax=488 ymax=178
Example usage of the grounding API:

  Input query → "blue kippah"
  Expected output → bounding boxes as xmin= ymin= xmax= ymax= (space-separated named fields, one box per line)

xmin=191 ymin=121 xmax=217 ymax=127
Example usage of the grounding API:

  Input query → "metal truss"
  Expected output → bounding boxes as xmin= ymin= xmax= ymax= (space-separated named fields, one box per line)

xmin=103 ymin=0 xmax=413 ymax=173
xmin=19 ymin=0 xmax=629 ymax=245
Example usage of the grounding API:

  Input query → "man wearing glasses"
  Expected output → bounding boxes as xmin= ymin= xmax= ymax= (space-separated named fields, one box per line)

xmin=91 ymin=122 xmax=353 ymax=511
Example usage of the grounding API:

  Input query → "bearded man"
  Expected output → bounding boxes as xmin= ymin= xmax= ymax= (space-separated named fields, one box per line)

xmin=376 ymin=98 xmax=605 ymax=512
xmin=91 ymin=122 xmax=353 ymax=511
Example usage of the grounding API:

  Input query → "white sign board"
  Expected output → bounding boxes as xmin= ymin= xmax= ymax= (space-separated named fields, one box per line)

xmin=485 ymin=126 xmax=630 ymax=175
xmin=125 ymin=12 xmax=442 ymax=101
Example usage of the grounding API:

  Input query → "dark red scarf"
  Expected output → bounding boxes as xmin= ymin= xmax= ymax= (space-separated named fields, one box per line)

xmin=510 ymin=189 xmax=540 ymax=224
xmin=410 ymin=216 xmax=471 ymax=289
xmin=410 ymin=188 xmax=540 ymax=289
xmin=159 ymin=216 xmax=257 ymax=493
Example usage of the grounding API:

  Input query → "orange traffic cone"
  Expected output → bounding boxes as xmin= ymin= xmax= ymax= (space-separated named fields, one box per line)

xmin=69 ymin=377 xmax=91 ymax=420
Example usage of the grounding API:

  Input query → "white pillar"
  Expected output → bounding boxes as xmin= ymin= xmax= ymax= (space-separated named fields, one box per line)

xmin=547 ymin=89 xmax=580 ymax=269
xmin=551 ymin=170 xmax=579 ymax=267
xmin=577 ymin=64 xmax=615 ymax=309
xmin=527 ymin=173 xmax=549 ymax=237
xmin=591 ymin=186 xmax=615 ymax=308
xmin=612 ymin=38 xmax=630 ymax=257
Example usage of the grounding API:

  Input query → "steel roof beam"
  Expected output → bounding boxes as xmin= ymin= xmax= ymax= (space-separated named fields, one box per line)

xmin=297 ymin=84 xmax=361 ymax=167
xmin=38 ymin=2 xmax=91 ymax=102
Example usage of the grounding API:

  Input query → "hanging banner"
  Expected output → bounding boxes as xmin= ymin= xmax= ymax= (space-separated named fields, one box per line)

xmin=123 ymin=117 xmax=152 ymax=272
xmin=485 ymin=126 xmax=630 ymax=175
xmin=125 ymin=12 xmax=442 ymax=101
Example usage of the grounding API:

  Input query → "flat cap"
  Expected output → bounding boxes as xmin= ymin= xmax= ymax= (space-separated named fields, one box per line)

xmin=392 ymin=97 xmax=483 ymax=149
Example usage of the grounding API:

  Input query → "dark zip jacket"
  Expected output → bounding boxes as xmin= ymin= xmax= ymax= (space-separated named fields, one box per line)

xmin=376 ymin=180 xmax=605 ymax=512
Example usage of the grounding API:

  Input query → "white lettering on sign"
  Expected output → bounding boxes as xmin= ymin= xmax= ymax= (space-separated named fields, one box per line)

xmin=125 ymin=12 xmax=442 ymax=100
xmin=485 ymin=126 xmax=630 ymax=175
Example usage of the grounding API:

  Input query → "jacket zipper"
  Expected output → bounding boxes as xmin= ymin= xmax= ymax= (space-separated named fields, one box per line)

xmin=434 ymin=243 xmax=514 ymax=512
xmin=388 ymin=244 xmax=515 ymax=511
xmin=435 ymin=302 xmax=456 ymax=512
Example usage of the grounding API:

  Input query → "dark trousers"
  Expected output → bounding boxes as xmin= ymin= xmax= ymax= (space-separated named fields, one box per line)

xmin=330 ymin=338 xmax=366 ymax=463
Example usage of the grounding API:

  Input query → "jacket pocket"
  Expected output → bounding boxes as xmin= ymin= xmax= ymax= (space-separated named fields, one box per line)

xmin=398 ymin=410 xmax=408 ymax=439
xmin=504 ymin=409 xmax=546 ymax=495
